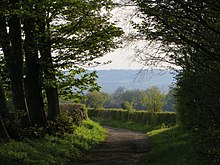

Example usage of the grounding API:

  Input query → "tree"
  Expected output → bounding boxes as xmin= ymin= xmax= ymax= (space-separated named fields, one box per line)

xmin=133 ymin=0 xmax=220 ymax=71
xmin=120 ymin=89 xmax=145 ymax=110
xmin=23 ymin=2 xmax=46 ymax=126
xmin=86 ymin=91 xmax=110 ymax=109
xmin=163 ymin=88 xmax=176 ymax=112
xmin=133 ymin=0 xmax=220 ymax=163
xmin=35 ymin=0 xmax=123 ymax=120
xmin=0 ymin=75 xmax=10 ymax=141
xmin=112 ymin=87 xmax=126 ymax=108
xmin=142 ymin=86 xmax=165 ymax=112
xmin=0 ymin=0 xmax=123 ymax=138
xmin=121 ymin=101 xmax=134 ymax=112
xmin=0 ymin=0 xmax=31 ymax=127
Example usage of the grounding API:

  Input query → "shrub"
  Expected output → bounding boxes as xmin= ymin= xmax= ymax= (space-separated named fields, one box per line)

xmin=3 ymin=111 xmax=45 ymax=140
xmin=47 ymin=112 xmax=76 ymax=136
xmin=60 ymin=103 xmax=87 ymax=125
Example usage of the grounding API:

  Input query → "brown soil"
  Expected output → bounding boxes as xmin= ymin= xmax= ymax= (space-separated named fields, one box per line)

xmin=70 ymin=126 xmax=149 ymax=165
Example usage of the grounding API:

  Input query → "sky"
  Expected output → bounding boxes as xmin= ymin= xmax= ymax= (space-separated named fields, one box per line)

xmin=91 ymin=2 xmax=177 ymax=71
xmin=93 ymin=45 xmax=145 ymax=70
xmin=92 ymin=2 xmax=144 ymax=70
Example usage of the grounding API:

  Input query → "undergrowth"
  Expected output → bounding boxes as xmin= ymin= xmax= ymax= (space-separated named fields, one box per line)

xmin=0 ymin=119 xmax=106 ymax=165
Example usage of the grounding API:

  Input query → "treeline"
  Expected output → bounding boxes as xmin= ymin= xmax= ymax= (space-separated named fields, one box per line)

xmin=0 ymin=0 xmax=122 ymax=141
xmin=85 ymin=86 xmax=175 ymax=112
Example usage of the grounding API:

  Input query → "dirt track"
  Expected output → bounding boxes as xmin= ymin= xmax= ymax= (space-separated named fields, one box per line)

xmin=70 ymin=126 xmax=149 ymax=165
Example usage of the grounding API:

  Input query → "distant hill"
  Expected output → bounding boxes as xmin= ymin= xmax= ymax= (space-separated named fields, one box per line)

xmin=95 ymin=69 xmax=176 ymax=94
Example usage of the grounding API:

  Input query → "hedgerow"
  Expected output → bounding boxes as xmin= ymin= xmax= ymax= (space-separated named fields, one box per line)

xmin=88 ymin=109 xmax=176 ymax=127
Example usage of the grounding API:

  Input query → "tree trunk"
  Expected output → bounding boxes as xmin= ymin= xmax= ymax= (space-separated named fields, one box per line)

xmin=0 ymin=7 xmax=31 ymax=127
xmin=38 ymin=19 xmax=60 ymax=120
xmin=24 ymin=17 xmax=47 ymax=127
xmin=45 ymin=87 xmax=60 ymax=120
xmin=0 ymin=76 xmax=10 ymax=141
xmin=42 ymin=50 xmax=60 ymax=120
xmin=8 ymin=0 xmax=27 ymax=112
xmin=0 ymin=115 xmax=10 ymax=141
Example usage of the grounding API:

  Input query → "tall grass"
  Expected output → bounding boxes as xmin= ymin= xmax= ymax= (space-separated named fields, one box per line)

xmin=0 ymin=119 xmax=106 ymax=165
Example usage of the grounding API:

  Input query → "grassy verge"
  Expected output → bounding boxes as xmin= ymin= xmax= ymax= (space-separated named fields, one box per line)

xmin=141 ymin=126 xmax=204 ymax=165
xmin=0 ymin=119 xmax=106 ymax=165
xmin=93 ymin=117 xmax=203 ymax=165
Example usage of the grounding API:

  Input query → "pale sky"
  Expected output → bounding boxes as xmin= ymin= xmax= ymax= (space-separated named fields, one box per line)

xmin=91 ymin=1 xmax=178 ymax=71
xmin=93 ymin=45 xmax=144 ymax=70
xmin=93 ymin=2 xmax=144 ymax=70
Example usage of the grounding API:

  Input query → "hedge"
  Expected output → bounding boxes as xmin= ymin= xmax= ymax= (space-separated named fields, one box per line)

xmin=88 ymin=109 xmax=176 ymax=127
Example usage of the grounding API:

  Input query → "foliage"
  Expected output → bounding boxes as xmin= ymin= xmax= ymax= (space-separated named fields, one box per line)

xmin=133 ymin=0 xmax=220 ymax=163
xmin=121 ymin=101 xmax=135 ymax=113
xmin=47 ymin=113 xmax=76 ymax=136
xmin=60 ymin=103 xmax=88 ymax=125
xmin=163 ymin=88 xmax=176 ymax=112
xmin=0 ymin=119 xmax=106 ymax=165
xmin=176 ymin=71 xmax=220 ymax=163
xmin=0 ymin=0 xmax=123 ymax=139
xmin=120 ymin=89 xmax=145 ymax=110
xmin=57 ymin=69 xmax=100 ymax=102
xmin=47 ymin=103 xmax=88 ymax=136
xmin=142 ymin=86 xmax=165 ymax=112
xmin=133 ymin=0 xmax=220 ymax=70
xmin=3 ymin=111 xmax=45 ymax=140
xmin=88 ymin=109 xmax=176 ymax=127
xmin=85 ymin=86 xmax=175 ymax=111
xmin=86 ymin=90 xmax=111 ymax=109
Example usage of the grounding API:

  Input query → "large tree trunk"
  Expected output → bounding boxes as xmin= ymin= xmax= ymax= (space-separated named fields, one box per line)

xmin=0 ymin=4 xmax=31 ymax=127
xmin=24 ymin=16 xmax=47 ymax=127
xmin=38 ymin=19 xmax=60 ymax=121
xmin=8 ymin=0 xmax=27 ymax=112
xmin=45 ymin=87 xmax=60 ymax=120
xmin=41 ymin=47 xmax=60 ymax=120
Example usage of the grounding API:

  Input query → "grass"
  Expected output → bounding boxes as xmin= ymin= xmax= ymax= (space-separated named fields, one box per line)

xmin=93 ymin=117 xmax=204 ymax=165
xmin=141 ymin=126 xmax=204 ymax=165
xmin=92 ymin=117 xmax=157 ymax=133
xmin=0 ymin=119 xmax=106 ymax=165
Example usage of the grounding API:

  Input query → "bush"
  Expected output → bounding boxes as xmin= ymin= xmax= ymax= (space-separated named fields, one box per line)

xmin=46 ymin=103 xmax=88 ymax=137
xmin=47 ymin=112 xmax=76 ymax=136
xmin=3 ymin=111 xmax=45 ymax=140
xmin=88 ymin=109 xmax=176 ymax=127
xmin=60 ymin=103 xmax=87 ymax=125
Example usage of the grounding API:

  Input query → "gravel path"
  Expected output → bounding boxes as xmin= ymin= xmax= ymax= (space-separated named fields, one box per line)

xmin=70 ymin=126 xmax=149 ymax=165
